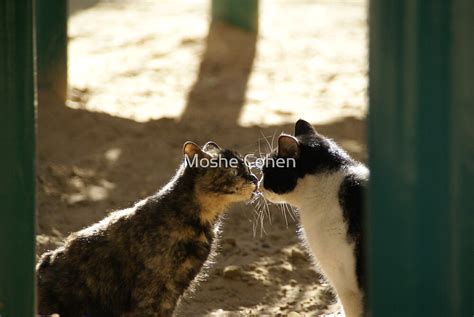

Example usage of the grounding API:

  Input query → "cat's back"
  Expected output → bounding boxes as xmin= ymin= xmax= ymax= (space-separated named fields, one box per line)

xmin=36 ymin=199 xmax=173 ymax=314
xmin=339 ymin=164 xmax=368 ymax=293
xmin=339 ymin=164 xmax=368 ymax=240
xmin=36 ymin=206 xmax=141 ymax=315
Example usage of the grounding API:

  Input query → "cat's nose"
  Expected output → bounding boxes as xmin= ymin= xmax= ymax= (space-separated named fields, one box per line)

xmin=249 ymin=175 xmax=260 ymax=192
xmin=249 ymin=174 xmax=259 ymax=185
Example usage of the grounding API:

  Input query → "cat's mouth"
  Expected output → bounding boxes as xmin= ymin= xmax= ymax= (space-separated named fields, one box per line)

xmin=247 ymin=182 xmax=259 ymax=197
xmin=245 ymin=175 xmax=259 ymax=194
xmin=230 ymin=181 xmax=259 ymax=201
xmin=252 ymin=180 xmax=259 ymax=191
xmin=250 ymin=190 xmax=262 ymax=202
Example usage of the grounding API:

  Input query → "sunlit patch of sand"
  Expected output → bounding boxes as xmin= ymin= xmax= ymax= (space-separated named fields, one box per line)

xmin=68 ymin=0 xmax=209 ymax=122
xmin=239 ymin=0 xmax=367 ymax=126
xmin=68 ymin=0 xmax=366 ymax=125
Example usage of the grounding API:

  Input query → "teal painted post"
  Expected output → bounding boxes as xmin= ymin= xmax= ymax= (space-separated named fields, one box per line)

xmin=211 ymin=0 xmax=259 ymax=32
xmin=0 ymin=1 xmax=36 ymax=317
xmin=449 ymin=0 xmax=474 ymax=314
xmin=36 ymin=0 xmax=68 ymax=101
xmin=368 ymin=0 xmax=474 ymax=316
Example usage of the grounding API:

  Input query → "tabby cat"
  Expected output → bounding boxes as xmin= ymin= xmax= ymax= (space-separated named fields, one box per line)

xmin=37 ymin=141 xmax=258 ymax=317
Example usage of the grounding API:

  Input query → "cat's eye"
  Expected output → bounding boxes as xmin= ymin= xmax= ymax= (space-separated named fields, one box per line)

xmin=230 ymin=169 xmax=238 ymax=176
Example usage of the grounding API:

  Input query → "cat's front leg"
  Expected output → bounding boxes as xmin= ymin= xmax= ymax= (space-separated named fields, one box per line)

xmin=126 ymin=295 xmax=177 ymax=317
xmin=128 ymin=273 xmax=180 ymax=317
xmin=123 ymin=303 xmax=175 ymax=317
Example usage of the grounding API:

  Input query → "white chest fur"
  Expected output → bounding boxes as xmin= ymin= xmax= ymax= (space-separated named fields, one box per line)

xmin=283 ymin=171 xmax=364 ymax=317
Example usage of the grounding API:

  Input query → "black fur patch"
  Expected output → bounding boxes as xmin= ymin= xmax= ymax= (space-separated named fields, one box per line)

xmin=295 ymin=118 xmax=316 ymax=136
xmin=262 ymin=132 xmax=352 ymax=194
xmin=339 ymin=173 xmax=366 ymax=295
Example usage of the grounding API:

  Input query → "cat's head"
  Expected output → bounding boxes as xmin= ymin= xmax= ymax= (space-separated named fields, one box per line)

xmin=183 ymin=141 xmax=259 ymax=206
xmin=261 ymin=119 xmax=350 ymax=205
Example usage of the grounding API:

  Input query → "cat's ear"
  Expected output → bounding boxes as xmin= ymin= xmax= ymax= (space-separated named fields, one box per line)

xmin=278 ymin=135 xmax=299 ymax=158
xmin=183 ymin=141 xmax=211 ymax=160
xmin=203 ymin=141 xmax=221 ymax=152
xmin=295 ymin=119 xmax=317 ymax=136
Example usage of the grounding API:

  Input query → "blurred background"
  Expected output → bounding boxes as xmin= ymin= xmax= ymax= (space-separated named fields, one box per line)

xmin=36 ymin=0 xmax=367 ymax=315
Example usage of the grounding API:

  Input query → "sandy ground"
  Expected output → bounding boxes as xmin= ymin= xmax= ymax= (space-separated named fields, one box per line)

xmin=37 ymin=0 xmax=367 ymax=315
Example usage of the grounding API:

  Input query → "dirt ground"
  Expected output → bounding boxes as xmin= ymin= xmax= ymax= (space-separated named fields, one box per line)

xmin=37 ymin=0 xmax=367 ymax=315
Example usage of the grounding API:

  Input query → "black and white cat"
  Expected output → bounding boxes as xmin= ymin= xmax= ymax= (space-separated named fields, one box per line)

xmin=261 ymin=119 xmax=368 ymax=317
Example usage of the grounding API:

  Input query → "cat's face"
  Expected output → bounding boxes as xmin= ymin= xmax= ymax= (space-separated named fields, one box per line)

xmin=184 ymin=142 xmax=259 ymax=203
xmin=261 ymin=119 xmax=348 ymax=205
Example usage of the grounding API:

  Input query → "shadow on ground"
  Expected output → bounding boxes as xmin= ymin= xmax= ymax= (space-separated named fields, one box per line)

xmin=69 ymin=0 xmax=100 ymax=16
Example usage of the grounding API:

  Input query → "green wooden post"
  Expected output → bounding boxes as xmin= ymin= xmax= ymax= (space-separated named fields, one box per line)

xmin=36 ymin=0 xmax=68 ymax=101
xmin=368 ymin=0 xmax=474 ymax=316
xmin=212 ymin=0 xmax=259 ymax=32
xmin=0 ymin=1 xmax=36 ymax=317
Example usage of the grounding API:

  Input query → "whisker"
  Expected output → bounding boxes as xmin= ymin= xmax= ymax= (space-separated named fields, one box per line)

xmin=255 ymin=199 xmax=263 ymax=214
xmin=256 ymin=195 xmax=268 ymax=236
xmin=252 ymin=215 xmax=257 ymax=237
xmin=252 ymin=206 xmax=262 ymax=238
xmin=247 ymin=192 xmax=261 ymax=205
xmin=249 ymin=191 xmax=278 ymax=237
xmin=260 ymin=130 xmax=273 ymax=153
xmin=289 ymin=204 xmax=298 ymax=219
xmin=264 ymin=198 xmax=272 ymax=225
xmin=270 ymin=130 xmax=277 ymax=152
xmin=285 ymin=203 xmax=297 ymax=222
xmin=249 ymin=194 xmax=264 ymax=238
xmin=259 ymin=209 xmax=267 ymax=236
xmin=290 ymin=205 xmax=298 ymax=217
xmin=279 ymin=203 xmax=289 ymax=228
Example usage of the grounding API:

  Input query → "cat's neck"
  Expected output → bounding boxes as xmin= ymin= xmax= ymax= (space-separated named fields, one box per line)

xmin=293 ymin=163 xmax=368 ymax=214
xmin=195 ymin=189 xmax=233 ymax=224
xmin=296 ymin=170 xmax=346 ymax=217
xmin=157 ymin=163 xmax=194 ymax=196
xmin=156 ymin=163 xmax=230 ymax=225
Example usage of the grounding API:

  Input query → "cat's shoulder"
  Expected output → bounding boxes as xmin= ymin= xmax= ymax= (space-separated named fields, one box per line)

xmin=339 ymin=163 xmax=368 ymax=207
xmin=345 ymin=163 xmax=369 ymax=181
xmin=338 ymin=163 xmax=368 ymax=238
